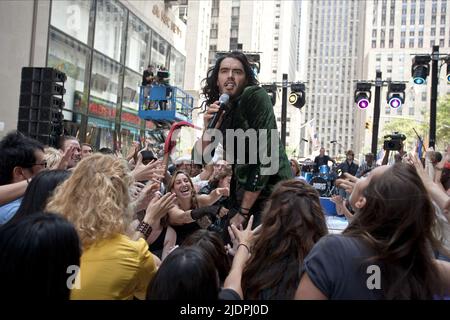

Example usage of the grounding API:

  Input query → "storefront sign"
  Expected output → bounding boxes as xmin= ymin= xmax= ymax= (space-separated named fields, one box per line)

xmin=152 ymin=5 xmax=182 ymax=36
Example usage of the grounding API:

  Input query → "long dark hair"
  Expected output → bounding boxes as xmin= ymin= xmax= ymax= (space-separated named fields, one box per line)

xmin=201 ymin=51 xmax=259 ymax=104
xmin=10 ymin=170 xmax=71 ymax=225
xmin=146 ymin=247 xmax=219 ymax=300
xmin=0 ymin=212 xmax=81 ymax=299
xmin=343 ymin=163 xmax=445 ymax=299
xmin=183 ymin=229 xmax=231 ymax=284
xmin=242 ymin=179 xmax=328 ymax=299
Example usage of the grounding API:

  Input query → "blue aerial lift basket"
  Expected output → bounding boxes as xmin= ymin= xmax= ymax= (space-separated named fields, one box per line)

xmin=138 ymin=84 xmax=194 ymax=124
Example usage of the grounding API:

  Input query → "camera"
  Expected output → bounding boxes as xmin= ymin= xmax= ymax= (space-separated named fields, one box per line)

xmin=383 ymin=132 xmax=406 ymax=151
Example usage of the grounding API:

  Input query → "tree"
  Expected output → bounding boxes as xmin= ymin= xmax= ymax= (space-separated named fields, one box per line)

xmin=421 ymin=95 xmax=450 ymax=150
xmin=435 ymin=95 xmax=450 ymax=149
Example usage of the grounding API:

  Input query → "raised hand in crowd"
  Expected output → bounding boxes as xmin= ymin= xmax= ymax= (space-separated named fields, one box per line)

xmin=130 ymin=182 xmax=146 ymax=202
xmin=126 ymin=141 xmax=141 ymax=162
xmin=224 ymin=215 xmax=260 ymax=299
xmin=406 ymin=152 xmax=450 ymax=222
xmin=335 ymin=172 xmax=359 ymax=194
xmin=330 ymin=195 xmax=354 ymax=222
xmin=56 ymin=144 xmax=77 ymax=170
xmin=133 ymin=181 xmax=161 ymax=213
xmin=132 ymin=153 xmax=165 ymax=182
xmin=131 ymin=192 xmax=176 ymax=241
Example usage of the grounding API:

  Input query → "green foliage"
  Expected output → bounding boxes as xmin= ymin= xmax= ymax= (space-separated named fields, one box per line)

xmin=380 ymin=118 xmax=426 ymax=151
xmin=435 ymin=95 xmax=450 ymax=148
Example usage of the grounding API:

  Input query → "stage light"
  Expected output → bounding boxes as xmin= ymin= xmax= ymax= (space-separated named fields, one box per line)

xmin=354 ymin=82 xmax=372 ymax=109
xmin=411 ymin=55 xmax=431 ymax=85
xmin=289 ymin=82 xmax=306 ymax=109
xmin=386 ymin=82 xmax=406 ymax=109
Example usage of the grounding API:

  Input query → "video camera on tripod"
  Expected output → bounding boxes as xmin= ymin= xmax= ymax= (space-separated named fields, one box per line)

xmin=383 ymin=132 xmax=406 ymax=151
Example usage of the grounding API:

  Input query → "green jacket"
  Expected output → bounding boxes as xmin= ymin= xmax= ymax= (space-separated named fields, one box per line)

xmin=219 ymin=85 xmax=292 ymax=198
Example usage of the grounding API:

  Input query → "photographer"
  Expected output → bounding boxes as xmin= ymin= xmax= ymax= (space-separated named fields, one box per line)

xmin=382 ymin=132 xmax=407 ymax=165
xmin=154 ymin=67 xmax=171 ymax=111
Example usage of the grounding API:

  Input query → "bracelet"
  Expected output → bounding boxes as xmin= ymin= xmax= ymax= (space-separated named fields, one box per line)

xmin=136 ymin=221 xmax=153 ymax=238
xmin=239 ymin=207 xmax=250 ymax=218
xmin=237 ymin=243 xmax=251 ymax=254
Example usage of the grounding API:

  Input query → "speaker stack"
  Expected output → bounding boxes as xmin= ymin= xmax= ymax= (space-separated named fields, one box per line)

xmin=17 ymin=67 xmax=67 ymax=147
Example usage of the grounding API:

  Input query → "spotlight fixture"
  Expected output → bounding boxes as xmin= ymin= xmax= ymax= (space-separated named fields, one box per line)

xmin=289 ymin=82 xmax=306 ymax=109
xmin=386 ymin=82 xmax=406 ymax=109
xmin=354 ymin=82 xmax=372 ymax=109
xmin=411 ymin=55 xmax=431 ymax=85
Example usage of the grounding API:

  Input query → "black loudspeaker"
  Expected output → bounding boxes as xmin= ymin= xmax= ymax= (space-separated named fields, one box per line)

xmin=18 ymin=67 xmax=66 ymax=147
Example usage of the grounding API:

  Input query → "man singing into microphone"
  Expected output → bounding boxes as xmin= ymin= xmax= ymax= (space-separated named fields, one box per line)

xmin=196 ymin=51 xmax=291 ymax=228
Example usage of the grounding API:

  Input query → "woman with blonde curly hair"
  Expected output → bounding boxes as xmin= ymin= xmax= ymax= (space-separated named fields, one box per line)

xmin=46 ymin=153 xmax=175 ymax=300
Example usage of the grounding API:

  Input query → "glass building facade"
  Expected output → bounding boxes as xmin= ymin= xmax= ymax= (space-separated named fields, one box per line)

xmin=47 ymin=0 xmax=186 ymax=152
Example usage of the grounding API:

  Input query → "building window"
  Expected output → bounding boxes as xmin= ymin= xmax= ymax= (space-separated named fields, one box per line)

xmin=389 ymin=40 xmax=393 ymax=48
xmin=418 ymin=38 xmax=423 ymax=47
xmin=126 ymin=13 xmax=150 ymax=74
xmin=50 ymin=0 xmax=92 ymax=44
xmin=431 ymin=28 xmax=436 ymax=36
xmin=372 ymin=40 xmax=377 ymax=48
xmin=94 ymin=0 xmax=126 ymax=62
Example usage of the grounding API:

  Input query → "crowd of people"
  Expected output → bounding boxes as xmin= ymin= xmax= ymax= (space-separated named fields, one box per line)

xmin=0 ymin=51 xmax=449 ymax=300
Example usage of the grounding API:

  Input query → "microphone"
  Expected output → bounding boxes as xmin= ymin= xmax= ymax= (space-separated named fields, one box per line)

xmin=207 ymin=93 xmax=229 ymax=129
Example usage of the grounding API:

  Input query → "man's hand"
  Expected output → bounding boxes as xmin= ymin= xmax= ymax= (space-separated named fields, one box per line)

xmin=203 ymin=101 xmax=224 ymax=130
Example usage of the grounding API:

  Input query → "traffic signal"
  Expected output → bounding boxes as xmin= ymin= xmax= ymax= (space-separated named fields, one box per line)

xmin=18 ymin=67 xmax=66 ymax=147
xmin=411 ymin=55 xmax=431 ymax=85
xmin=354 ymin=82 xmax=372 ymax=109
xmin=289 ymin=82 xmax=306 ymax=109
xmin=386 ymin=82 xmax=406 ymax=109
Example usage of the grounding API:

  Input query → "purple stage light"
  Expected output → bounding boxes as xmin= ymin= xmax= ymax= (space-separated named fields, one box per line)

xmin=388 ymin=97 xmax=402 ymax=109
xmin=357 ymin=98 xmax=369 ymax=109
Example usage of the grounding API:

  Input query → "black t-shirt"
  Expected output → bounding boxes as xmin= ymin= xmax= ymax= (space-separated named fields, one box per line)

xmin=302 ymin=234 xmax=384 ymax=300
xmin=314 ymin=155 xmax=332 ymax=172
xmin=142 ymin=70 xmax=154 ymax=86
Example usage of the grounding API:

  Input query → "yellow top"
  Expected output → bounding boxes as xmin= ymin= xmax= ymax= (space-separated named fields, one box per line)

xmin=71 ymin=234 xmax=156 ymax=300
